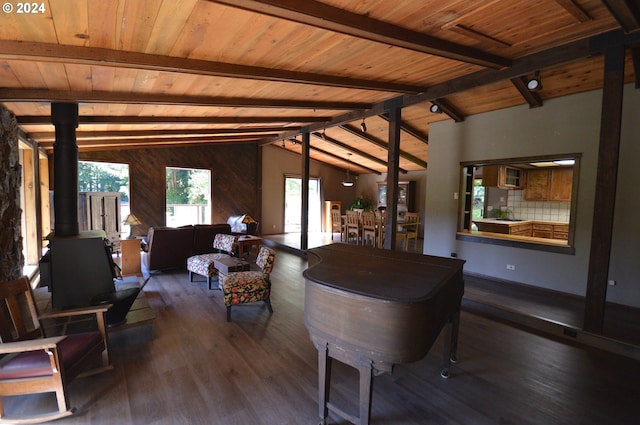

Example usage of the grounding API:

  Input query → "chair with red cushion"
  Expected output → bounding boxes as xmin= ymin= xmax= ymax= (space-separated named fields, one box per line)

xmin=0 ymin=276 xmax=112 ymax=424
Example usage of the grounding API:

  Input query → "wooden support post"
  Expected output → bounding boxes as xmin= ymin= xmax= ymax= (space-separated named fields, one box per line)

xmin=383 ymin=106 xmax=402 ymax=250
xmin=300 ymin=130 xmax=310 ymax=251
xmin=583 ymin=44 xmax=625 ymax=333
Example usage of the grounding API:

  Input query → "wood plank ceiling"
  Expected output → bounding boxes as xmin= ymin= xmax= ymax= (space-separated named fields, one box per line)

xmin=1 ymin=0 xmax=639 ymax=175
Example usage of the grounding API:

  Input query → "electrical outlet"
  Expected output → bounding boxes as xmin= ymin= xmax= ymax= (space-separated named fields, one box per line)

xmin=506 ymin=264 xmax=515 ymax=271
xmin=272 ymin=224 xmax=276 ymax=229
xmin=608 ymin=279 xmax=616 ymax=286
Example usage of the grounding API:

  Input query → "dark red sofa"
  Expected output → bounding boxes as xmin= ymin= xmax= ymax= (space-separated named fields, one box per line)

xmin=141 ymin=223 xmax=231 ymax=272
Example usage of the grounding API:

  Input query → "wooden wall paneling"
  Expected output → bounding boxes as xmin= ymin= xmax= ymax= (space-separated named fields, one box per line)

xmin=21 ymin=147 xmax=39 ymax=265
xmin=39 ymin=151 xmax=51 ymax=245
xmin=80 ymin=143 xmax=259 ymax=235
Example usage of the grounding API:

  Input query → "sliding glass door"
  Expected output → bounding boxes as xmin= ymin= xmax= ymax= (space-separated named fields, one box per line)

xmin=284 ymin=176 xmax=321 ymax=233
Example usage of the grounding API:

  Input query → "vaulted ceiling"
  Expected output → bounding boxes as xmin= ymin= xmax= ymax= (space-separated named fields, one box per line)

xmin=1 ymin=0 xmax=639 ymax=176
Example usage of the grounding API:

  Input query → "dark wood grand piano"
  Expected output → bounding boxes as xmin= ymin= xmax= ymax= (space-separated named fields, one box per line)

xmin=304 ymin=244 xmax=465 ymax=425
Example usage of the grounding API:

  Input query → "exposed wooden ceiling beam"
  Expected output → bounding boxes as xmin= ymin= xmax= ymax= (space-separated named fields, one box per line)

xmin=267 ymin=29 xmax=640 ymax=143
xmin=38 ymin=134 xmax=263 ymax=148
xmin=0 ymin=40 xmax=423 ymax=94
xmin=310 ymin=131 xmax=407 ymax=173
xmin=339 ymin=124 xmax=427 ymax=169
xmin=511 ymin=77 xmax=544 ymax=108
xmin=554 ymin=0 xmax=592 ymax=22
xmin=29 ymin=127 xmax=292 ymax=141
xmin=0 ymin=89 xmax=370 ymax=110
xmin=207 ymin=0 xmax=510 ymax=69
xmin=430 ymin=98 xmax=465 ymax=122
xmin=601 ymin=0 xmax=640 ymax=33
xmin=17 ymin=115 xmax=331 ymax=125
xmin=304 ymin=142 xmax=380 ymax=175
xmin=379 ymin=113 xmax=429 ymax=145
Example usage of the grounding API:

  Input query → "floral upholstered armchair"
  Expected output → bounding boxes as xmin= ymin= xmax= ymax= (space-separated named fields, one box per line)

xmin=186 ymin=234 xmax=239 ymax=289
xmin=220 ymin=246 xmax=276 ymax=321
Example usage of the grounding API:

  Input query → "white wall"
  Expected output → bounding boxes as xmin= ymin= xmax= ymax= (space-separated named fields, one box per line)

xmin=261 ymin=145 xmax=357 ymax=234
xmin=425 ymin=85 xmax=640 ymax=307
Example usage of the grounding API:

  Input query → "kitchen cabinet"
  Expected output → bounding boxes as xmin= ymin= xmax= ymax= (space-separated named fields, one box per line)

xmin=524 ymin=169 xmax=550 ymax=201
xmin=532 ymin=223 xmax=553 ymax=238
xmin=553 ymin=224 xmax=569 ymax=240
xmin=79 ymin=192 xmax=121 ymax=252
xmin=377 ymin=181 xmax=416 ymax=211
xmin=524 ymin=167 xmax=572 ymax=201
xmin=473 ymin=220 xmax=531 ymax=236
xmin=483 ymin=165 xmax=523 ymax=189
xmin=549 ymin=168 xmax=573 ymax=201
xmin=509 ymin=223 xmax=532 ymax=237
xmin=473 ymin=220 xmax=567 ymax=240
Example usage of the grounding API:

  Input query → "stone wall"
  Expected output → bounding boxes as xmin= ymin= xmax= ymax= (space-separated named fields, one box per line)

xmin=0 ymin=105 xmax=24 ymax=282
xmin=0 ymin=105 xmax=22 ymax=281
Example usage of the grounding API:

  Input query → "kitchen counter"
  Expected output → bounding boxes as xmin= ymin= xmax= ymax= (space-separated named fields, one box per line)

xmin=473 ymin=219 xmax=568 ymax=226
xmin=472 ymin=219 xmax=569 ymax=240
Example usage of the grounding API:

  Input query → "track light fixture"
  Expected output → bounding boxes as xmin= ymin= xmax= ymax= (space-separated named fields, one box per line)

xmin=526 ymin=71 xmax=542 ymax=91
xmin=360 ymin=119 xmax=367 ymax=133
xmin=342 ymin=153 xmax=354 ymax=187
xmin=429 ymin=103 xmax=442 ymax=114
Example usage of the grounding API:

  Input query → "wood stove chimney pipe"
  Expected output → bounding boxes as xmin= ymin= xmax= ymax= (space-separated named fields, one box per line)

xmin=51 ymin=102 xmax=79 ymax=237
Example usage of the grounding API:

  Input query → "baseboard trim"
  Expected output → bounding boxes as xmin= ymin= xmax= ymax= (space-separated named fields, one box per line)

xmin=462 ymin=298 xmax=640 ymax=360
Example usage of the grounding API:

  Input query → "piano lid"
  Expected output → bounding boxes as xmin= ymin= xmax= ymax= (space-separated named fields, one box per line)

xmin=304 ymin=244 xmax=465 ymax=303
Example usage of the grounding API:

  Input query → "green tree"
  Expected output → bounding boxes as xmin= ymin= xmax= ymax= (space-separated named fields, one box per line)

xmin=78 ymin=161 xmax=129 ymax=202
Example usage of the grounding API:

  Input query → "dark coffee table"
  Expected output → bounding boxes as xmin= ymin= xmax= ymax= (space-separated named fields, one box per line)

xmin=214 ymin=257 xmax=251 ymax=288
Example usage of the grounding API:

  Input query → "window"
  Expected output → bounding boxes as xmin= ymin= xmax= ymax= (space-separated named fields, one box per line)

xmin=166 ymin=167 xmax=211 ymax=227
xmin=78 ymin=161 xmax=130 ymax=232
xmin=457 ymin=154 xmax=580 ymax=254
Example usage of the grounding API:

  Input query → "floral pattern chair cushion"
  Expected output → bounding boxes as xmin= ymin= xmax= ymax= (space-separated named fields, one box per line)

xmin=221 ymin=246 xmax=276 ymax=321
xmin=212 ymin=234 xmax=238 ymax=256
xmin=187 ymin=234 xmax=238 ymax=289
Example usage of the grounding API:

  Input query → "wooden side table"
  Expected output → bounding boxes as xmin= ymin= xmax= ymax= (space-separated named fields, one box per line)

xmin=237 ymin=235 xmax=262 ymax=258
xmin=120 ymin=238 xmax=142 ymax=276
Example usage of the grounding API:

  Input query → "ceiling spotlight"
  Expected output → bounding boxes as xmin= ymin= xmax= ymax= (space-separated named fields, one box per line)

xmin=526 ymin=71 xmax=542 ymax=91
xmin=342 ymin=153 xmax=354 ymax=187
xmin=429 ymin=103 xmax=442 ymax=114
xmin=360 ymin=119 xmax=367 ymax=133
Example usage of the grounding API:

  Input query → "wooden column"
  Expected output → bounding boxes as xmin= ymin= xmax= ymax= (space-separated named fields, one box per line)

xmin=300 ymin=131 xmax=310 ymax=251
xmin=383 ymin=106 xmax=402 ymax=250
xmin=583 ymin=44 xmax=625 ymax=333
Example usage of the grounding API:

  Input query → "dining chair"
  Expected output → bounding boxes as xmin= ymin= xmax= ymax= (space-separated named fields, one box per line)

xmin=361 ymin=211 xmax=377 ymax=247
xmin=330 ymin=209 xmax=343 ymax=241
xmin=397 ymin=212 xmax=420 ymax=251
xmin=345 ymin=210 xmax=361 ymax=245
xmin=375 ymin=209 xmax=386 ymax=248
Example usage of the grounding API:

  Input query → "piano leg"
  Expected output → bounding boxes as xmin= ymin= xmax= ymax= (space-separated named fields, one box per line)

xmin=317 ymin=343 xmax=332 ymax=425
xmin=358 ymin=362 xmax=374 ymax=425
xmin=440 ymin=310 xmax=461 ymax=379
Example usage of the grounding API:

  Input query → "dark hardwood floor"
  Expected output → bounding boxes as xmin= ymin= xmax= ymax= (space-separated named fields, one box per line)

xmin=5 ymin=243 xmax=640 ymax=424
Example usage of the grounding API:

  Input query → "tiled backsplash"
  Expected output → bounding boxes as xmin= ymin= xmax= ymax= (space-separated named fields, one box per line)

xmin=507 ymin=190 xmax=570 ymax=223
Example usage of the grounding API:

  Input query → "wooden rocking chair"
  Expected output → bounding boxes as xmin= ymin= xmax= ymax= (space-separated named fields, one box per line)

xmin=0 ymin=276 xmax=113 ymax=424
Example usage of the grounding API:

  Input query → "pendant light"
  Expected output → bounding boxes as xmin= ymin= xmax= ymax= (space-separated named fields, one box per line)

xmin=342 ymin=153 xmax=354 ymax=187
